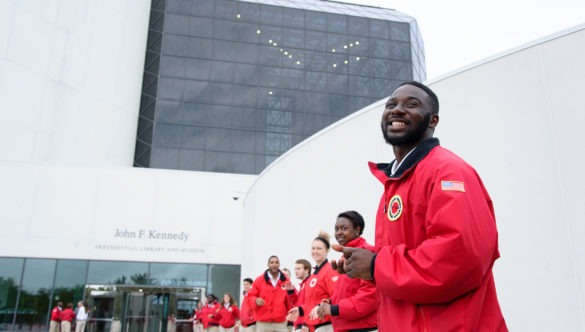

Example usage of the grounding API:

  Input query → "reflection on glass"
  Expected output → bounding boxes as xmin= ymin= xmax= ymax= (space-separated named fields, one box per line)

xmin=19 ymin=258 xmax=56 ymax=330
xmin=87 ymin=261 xmax=149 ymax=285
xmin=0 ymin=258 xmax=24 ymax=327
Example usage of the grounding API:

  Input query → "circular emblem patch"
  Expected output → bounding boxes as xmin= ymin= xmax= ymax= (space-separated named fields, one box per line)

xmin=387 ymin=194 xmax=403 ymax=221
xmin=309 ymin=278 xmax=317 ymax=287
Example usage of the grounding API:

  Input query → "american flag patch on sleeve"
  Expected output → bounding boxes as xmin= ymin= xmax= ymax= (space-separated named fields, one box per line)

xmin=441 ymin=180 xmax=465 ymax=192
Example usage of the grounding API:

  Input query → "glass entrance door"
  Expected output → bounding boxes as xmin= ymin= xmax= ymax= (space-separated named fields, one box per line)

xmin=85 ymin=285 xmax=202 ymax=332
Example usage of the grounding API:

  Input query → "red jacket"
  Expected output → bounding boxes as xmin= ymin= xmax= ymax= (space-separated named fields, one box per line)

xmin=330 ymin=237 xmax=377 ymax=332
xmin=287 ymin=277 xmax=309 ymax=329
xmin=239 ymin=292 xmax=255 ymax=327
xmin=60 ymin=308 xmax=75 ymax=322
xmin=217 ymin=304 xmax=240 ymax=328
xmin=199 ymin=301 xmax=221 ymax=328
xmin=369 ymin=138 xmax=507 ymax=331
xmin=299 ymin=260 xmax=338 ymax=329
xmin=247 ymin=270 xmax=291 ymax=323
xmin=50 ymin=306 xmax=61 ymax=321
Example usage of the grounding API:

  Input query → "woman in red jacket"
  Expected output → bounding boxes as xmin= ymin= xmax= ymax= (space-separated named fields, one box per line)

xmin=287 ymin=231 xmax=338 ymax=332
xmin=218 ymin=293 xmax=240 ymax=332
xmin=200 ymin=294 xmax=221 ymax=332
xmin=318 ymin=211 xmax=378 ymax=332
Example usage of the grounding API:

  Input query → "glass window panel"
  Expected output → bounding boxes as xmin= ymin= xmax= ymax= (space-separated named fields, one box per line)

xmin=231 ymin=86 xmax=259 ymax=108
xmin=371 ymin=59 xmax=392 ymax=78
xmin=210 ymin=105 xmax=236 ymax=126
xmin=0 ymin=258 xmax=23 ymax=327
xmin=87 ymin=261 xmax=149 ymax=285
xmin=305 ymin=11 xmax=326 ymax=31
xmin=215 ymin=0 xmax=238 ymax=20
xmin=205 ymin=127 xmax=232 ymax=151
xmin=232 ymin=107 xmax=258 ymax=130
xmin=349 ymin=75 xmax=372 ymax=97
xmin=231 ymin=152 xmax=256 ymax=174
xmin=181 ymin=125 xmax=207 ymax=149
xmin=184 ymin=58 xmax=212 ymax=81
xmin=237 ymin=43 xmax=260 ymax=65
xmin=238 ymin=22 xmax=261 ymax=43
xmin=348 ymin=56 xmax=370 ymax=76
xmin=19 ymin=258 xmax=56 ymax=330
xmin=258 ymin=67 xmax=282 ymax=88
xmin=260 ymin=5 xmax=283 ymax=25
xmin=328 ymin=53 xmax=349 ymax=74
xmin=192 ymin=0 xmax=214 ymax=17
xmin=281 ymin=69 xmax=304 ymax=90
xmin=182 ymin=102 xmax=212 ymax=125
xmin=304 ymin=51 xmax=327 ymax=72
xmin=327 ymin=73 xmax=349 ymax=94
xmin=328 ymin=94 xmax=349 ymax=117
xmin=178 ymin=149 xmax=206 ymax=171
xmin=158 ymin=77 xmax=184 ymax=101
xmin=189 ymin=17 xmax=213 ymax=38
xmin=282 ymin=8 xmax=304 ymax=28
xmin=390 ymin=60 xmax=412 ymax=80
xmin=167 ymin=0 xmax=193 ymax=15
xmin=303 ymin=113 xmax=329 ymax=135
xmin=232 ymin=129 xmax=257 ymax=153
xmin=234 ymin=63 xmax=259 ymax=85
xmin=184 ymin=80 xmax=211 ymax=103
xmin=326 ymin=33 xmax=346 ymax=54
xmin=304 ymin=92 xmax=328 ymax=114
xmin=156 ymin=100 xmax=183 ymax=123
xmin=213 ymin=19 xmax=238 ymax=41
xmin=204 ymin=151 xmax=233 ymax=173
xmin=389 ymin=41 xmax=411 ymax=61
xmin=260 ymin=25 xmax=283 ymax=47
xmin=348 ymin=16 xmax=368 ymax=36
xmin=150 ymin=263 xmax=208 ymax=288
xmin=153 ymin=123 xmax=182 ymax=147
xmin=369 ymin=19 xmax=389 ymax=39
xmin=53 ymin=260 xmax=88 ymax=307
xmin=372 ymin=78 xmax=393 ymax=99
xmin=150 ymin=148 xmax=180 ymax=169
xmin=210 ymin=61 xmax=236 ymax=83
xmin=160 ymin=56 xmax=187 ymax=78
xmin=350 ymin=96 xmax=376 ymax=113
xmin=282 ymin=29 xmax=304 ymax=49
xmin=326 ymin=13 xmax=347 ymax=33
xmin=213 ymin=40 xmax=239 ymax=62
xmin=305 ymin=31 xmax=327 ymax=51
xmin=237 ymin=2 xmax=260 ymax=23
xmin=165 ymin=13 xmax=190 ymax=35
xmin=209 ymin=82 xmax=233 ymax=105
xmin=370 ymin=38 xmax=391 ymax=58
xmin=390 ymin=21 xmax=410 ymax=42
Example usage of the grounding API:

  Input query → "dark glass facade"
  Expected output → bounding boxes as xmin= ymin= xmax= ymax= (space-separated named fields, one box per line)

xmin=134 ymin=0 xmax=426 ymax=174
xmin=0 ymin=257 xmax=239 ymax=332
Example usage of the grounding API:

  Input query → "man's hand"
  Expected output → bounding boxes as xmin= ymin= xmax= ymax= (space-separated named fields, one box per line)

xmin=332 ymin=244 xmax=374 ymax=280
xmin=255 ymin=298 xmax=265 ymax=306
xmin=286 ymin=307 xmax=299 ymax=322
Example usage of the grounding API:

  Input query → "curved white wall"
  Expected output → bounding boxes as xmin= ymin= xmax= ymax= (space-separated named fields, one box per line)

xmin=0 ymin=0 xmax=150 ymax=166
xmin=242 ymin=24 xmax=585 ymax=330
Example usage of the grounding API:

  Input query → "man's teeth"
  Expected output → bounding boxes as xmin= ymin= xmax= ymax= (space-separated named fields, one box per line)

xmin=391 ymin=121 xmax=406 ymax=127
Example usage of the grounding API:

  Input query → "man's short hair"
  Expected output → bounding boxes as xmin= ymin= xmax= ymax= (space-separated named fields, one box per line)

xmin=398 ymin=81 xmax=439 ymax=114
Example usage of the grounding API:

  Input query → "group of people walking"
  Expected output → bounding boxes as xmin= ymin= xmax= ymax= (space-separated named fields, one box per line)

xmin=49 ymin=301 xmax=90 ymax=332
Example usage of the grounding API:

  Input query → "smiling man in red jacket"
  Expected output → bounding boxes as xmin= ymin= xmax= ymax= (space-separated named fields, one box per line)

xmin=334 ymin=81 xmax=508 ymax=331
xmin=247 ymin=255 xmax=291 ymax=332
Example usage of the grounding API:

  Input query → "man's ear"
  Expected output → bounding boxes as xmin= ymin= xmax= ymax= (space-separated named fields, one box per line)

xmin=429 ymin=114 xmax=439 ymax=129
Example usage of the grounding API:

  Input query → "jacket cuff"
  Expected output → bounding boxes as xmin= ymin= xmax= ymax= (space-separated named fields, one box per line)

xmin=370 ymin=254 xmax=377 ymax=280
xmin=331 ymin=304 xmax=339 ymax=316
xmin=298 ymin=306 xmax=304 ymax=316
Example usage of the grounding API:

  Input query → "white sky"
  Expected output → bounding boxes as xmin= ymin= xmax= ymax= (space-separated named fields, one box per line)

xmin=340 ymin=0 xmax=585 ymax=80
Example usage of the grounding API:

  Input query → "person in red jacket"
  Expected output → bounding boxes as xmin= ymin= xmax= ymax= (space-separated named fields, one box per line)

xmin=333 ymin=81 xmax=508 ymax=331
xmin=217 ymin=292 xmax=240 ymax=331
xmin=247 ymin=255 xmax=291 ymax=332
xmin=239 ymin=278 xmax=256 ymax=332
xmin=60 ymin=302 xmax=76 ymax=332
xmin=49 ymin=301 xmax=62 ymax=332
xmin=286 ymin=259 xmax=311 ymax=331
xmin=287 ymin=231 xmax=338 ymax=332
xmin=200 ymin=294 xmax=221 ymax=332
xmin=318 ymin=211 xmax=377 ymax=332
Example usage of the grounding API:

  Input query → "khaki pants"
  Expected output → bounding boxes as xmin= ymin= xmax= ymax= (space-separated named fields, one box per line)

xmin=314 ymin=324 xmax=333 ymax=332
xmin=256 ymin=321 xmax=288 ymax=332
xmin=61 ymin=320 xmax=72 ymax=332
xmin=49 ymin=320 xmax=60 ymax=332
xmin=240 ymin=324 xmax=257 ymax=332
xmin=75 ymin=320 xmax=87 ymax=332
xmin=203 ymin=326 xmax=220 ymax=332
